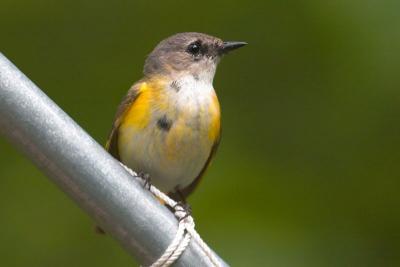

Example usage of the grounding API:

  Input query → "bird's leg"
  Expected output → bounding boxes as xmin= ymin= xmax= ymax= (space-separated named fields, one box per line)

xmin=119 ymin=162 xmax=152 ymax=190
xmin=138 ymin=171 xmax=152 ymax=190
xmin=173 ymin=201 xmax=192 ymax=221
xmin=170 ymin=187 xmax=187 ymax=203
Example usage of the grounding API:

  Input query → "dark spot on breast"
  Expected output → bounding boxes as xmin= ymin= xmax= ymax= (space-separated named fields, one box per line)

xmin=193 ymin=74 xmax=200 ymax=81
xmin=170 ymin=80 xmax=180 ymax=92
xmin=157 ymin=115 xmax=173 ymax=132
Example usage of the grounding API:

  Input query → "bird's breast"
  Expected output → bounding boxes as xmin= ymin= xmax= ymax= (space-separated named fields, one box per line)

xmin=118 ymin=76 xmax=220 ymax=192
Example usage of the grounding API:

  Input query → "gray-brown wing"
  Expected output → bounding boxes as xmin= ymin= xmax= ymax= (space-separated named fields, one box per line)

xmin=105 ymin=82 xmax=142 ymax=160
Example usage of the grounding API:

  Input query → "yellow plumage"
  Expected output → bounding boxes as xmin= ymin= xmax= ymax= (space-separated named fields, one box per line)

xmin=105 ymin=32 xmax=245 ymax=201
xmin=113 ymin=76 xmax=221 ymax=198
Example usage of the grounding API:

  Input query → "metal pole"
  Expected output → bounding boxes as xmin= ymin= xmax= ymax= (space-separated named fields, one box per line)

xmin=0 ymin=53 xmax=228 ymax=267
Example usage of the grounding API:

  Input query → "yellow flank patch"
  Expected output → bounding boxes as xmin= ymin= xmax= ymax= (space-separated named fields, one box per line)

xmin=208 ymin=92 xmax=221 ymax=141
xmin=121 ymin=82 xmax=151 ymax=129
xmin=105 ymin=138 xmax=111 ymax=150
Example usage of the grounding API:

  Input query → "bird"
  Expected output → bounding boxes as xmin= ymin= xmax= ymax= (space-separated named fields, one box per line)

xmin=106 ymin=32 xmax=246 ymax=202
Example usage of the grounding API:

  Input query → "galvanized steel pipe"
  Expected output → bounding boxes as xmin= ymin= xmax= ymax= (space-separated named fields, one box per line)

xmin=0 ymin=53 xmax=227 ymax=267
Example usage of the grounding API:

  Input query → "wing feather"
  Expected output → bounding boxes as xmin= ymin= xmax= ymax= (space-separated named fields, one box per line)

xmin=107 ymin=80 xmax=221 ymax=201
xmin=105 ymin=82 xmax=142 ymax=159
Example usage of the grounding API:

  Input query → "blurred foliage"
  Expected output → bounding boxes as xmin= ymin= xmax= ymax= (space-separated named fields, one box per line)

xmin=1 ymin=0 xmax=400 ymax=266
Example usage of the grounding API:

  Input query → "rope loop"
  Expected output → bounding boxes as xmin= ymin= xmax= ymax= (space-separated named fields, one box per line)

xmin=120 ymin=163 xmax=221 ymax=267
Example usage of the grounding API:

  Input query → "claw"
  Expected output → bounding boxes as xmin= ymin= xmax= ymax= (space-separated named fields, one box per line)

xmin=138 ymin=172 xmax=152 ymax=190
xmin=174 ymin=202 xmax=192 ymax=221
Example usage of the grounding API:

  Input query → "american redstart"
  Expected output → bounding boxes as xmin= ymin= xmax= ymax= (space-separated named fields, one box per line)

xmin=106 ymin=32 xmax=246 ymax=201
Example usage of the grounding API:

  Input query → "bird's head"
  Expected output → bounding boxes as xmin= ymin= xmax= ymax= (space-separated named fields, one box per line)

xmin=144 ymin=32 xmax=246 ymax=83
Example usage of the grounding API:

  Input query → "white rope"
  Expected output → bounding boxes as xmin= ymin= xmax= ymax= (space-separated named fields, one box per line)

xmin=120 ymin=163 xmax=221 ymax=267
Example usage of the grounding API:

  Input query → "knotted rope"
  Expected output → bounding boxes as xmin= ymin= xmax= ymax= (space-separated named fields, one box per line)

xmin=120 ymin=164 xmax=221 ymax=267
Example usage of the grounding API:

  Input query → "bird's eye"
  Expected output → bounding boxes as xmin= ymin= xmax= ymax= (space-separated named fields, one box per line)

xmin=187 ymin=41 xmax=201 ymax=55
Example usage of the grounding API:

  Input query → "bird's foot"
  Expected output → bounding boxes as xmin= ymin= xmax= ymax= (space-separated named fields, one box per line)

xmin=138 ymin=171 xmax=152 ymax=190
xmin=173 ymin=201 xmax=192 ymax=221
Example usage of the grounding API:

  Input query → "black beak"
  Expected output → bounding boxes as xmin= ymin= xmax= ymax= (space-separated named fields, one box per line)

xmin=219 ymin=41 xmax=247 ymax=55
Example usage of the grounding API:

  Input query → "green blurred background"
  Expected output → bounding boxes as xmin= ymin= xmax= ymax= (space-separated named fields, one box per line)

xmin=1 ymin=0 xmax=400 ymax=266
